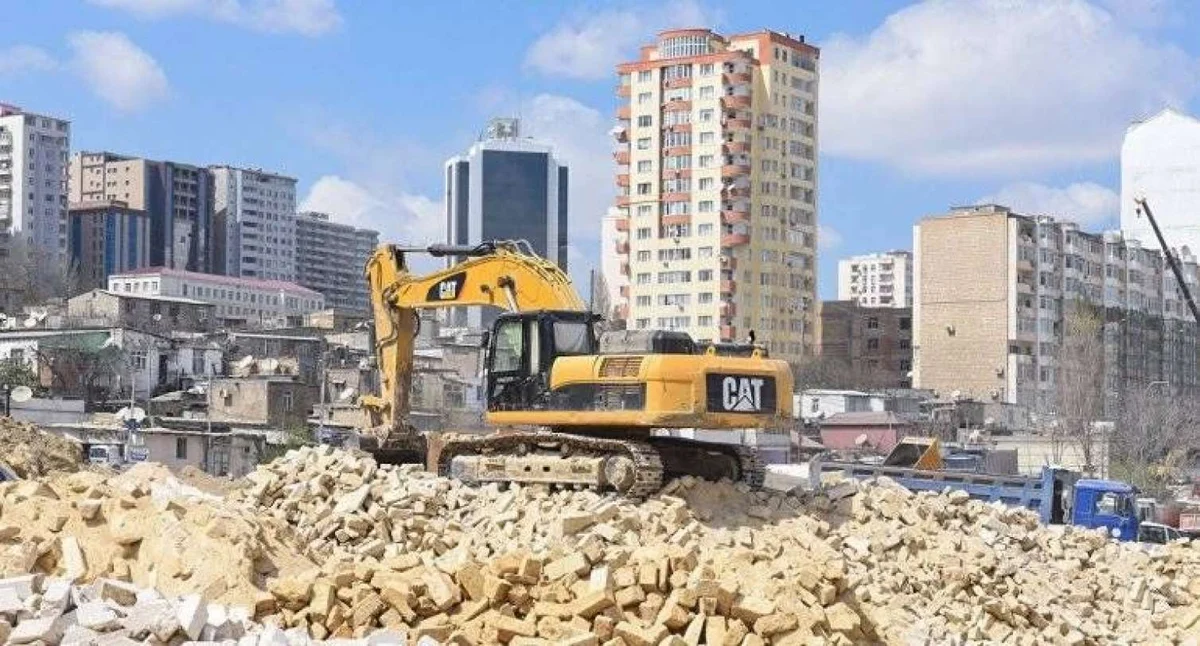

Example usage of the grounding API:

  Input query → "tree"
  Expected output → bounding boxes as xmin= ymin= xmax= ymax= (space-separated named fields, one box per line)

xmin=0 ymin=358 xmax=38 ymax=391
xmin=1111 ymin=386 xmax=1200 ymax=494
xmin=1054 ymin=302 xmax=1106 ymax=474
xmin=0 ymin=241 xmax=82 ymax=309
xmin=34 ymin=344 xmax=124 ymax=409
xmin=791 ymin=355 xmax=856 ymax=392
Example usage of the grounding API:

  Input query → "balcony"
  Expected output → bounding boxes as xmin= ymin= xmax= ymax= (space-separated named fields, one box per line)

xmin=725 ymin=118 xmax=752 ymax=131
xmin=722 ymin=232 xmax=750 ymax=247
xmin=720 ymin=95 xmax=751 ymax=110
xmin=616 ymin=304 xmax=629 ymax=320
xmin=721 ymin=163 xmax=750 ymax=179
xmin=721 ymin=210 xmax=749 ymax=224
xmin=722 ymin=141 xmax=750 ymax=155
xmin=723 ymin=71 xmax=752 ymax=85
xmin=720 ymin=302 xmax=736 ymax=317
xmin=722 ymin=185 xmax=750 ymax=199
xmin=662 ymin=192 xmax=690 ymax=203
xmin=719 ymin=255 xmax=737 ymax=270
xmin=616 ymin=195 xmax=631 ymax=207
xmin=613 ymin=150 xmax=630 ymax=164
xmin=616 ymin=241 xmax=629 ymax=254
xmin=616 ymin=105 xmax=631 ymax=119
xmin=615 ymin=218 xmax=629 ymax=232
xmin=666 ymin=123 xmax=692 ymax=133
xmin=663 ymin=99 xmax=692 ymax=112
xmin=662 ymin=168 xmax=692 ymax=179
xmin=721 ymin=279 xmax=737 ymax=293
xmin=663 ymin=145 xmax=691 ymax=157
xmin=613 ymin=127 xmax=628 ymax=143
xmin=720 ymin=325 xmax=737 ymax=341
xmin=619 ymin=285 xmax=630 ymax=297
xmin=664 ymin=77 xmax=692 ymax=89
xmin=662 ymin=214 xmax=691 ymax=226
xmin=616 ymin=174 xmax=629 ymax=188
xmin=619 ymin=263 xmax=629 ymax=276
xmin=617 ymin=84 xmax=631 ymax=98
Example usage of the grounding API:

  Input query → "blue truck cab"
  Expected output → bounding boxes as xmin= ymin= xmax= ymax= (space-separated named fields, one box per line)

xmin=1070 ymin=479 xmax=1139 ymax=541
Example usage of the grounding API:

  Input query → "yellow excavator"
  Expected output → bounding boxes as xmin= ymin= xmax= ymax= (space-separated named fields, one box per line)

xmin=358 ymin=240 xmax=793 ymax=496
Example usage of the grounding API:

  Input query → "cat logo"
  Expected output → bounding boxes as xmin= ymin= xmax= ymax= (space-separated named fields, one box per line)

xmin=425 ymin=272 xmax=466 ymax=302
xmin=705 ymin=374 xmax=777 ymax=413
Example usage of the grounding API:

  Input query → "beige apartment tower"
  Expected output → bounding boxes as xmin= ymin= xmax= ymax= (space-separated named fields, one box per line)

xmin=914 ymin=204 xmax=1199 ymax=413
xmin=609 ymin=29 xmax=819 ymax=362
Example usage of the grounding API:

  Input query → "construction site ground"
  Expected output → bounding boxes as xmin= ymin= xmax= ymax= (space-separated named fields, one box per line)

xmin=0 ymin=422 xmax=1197 ymax=645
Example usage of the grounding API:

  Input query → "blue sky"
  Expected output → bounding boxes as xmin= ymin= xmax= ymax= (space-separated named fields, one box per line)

xmin=2 ymin=0 xmax=1199 ymax=298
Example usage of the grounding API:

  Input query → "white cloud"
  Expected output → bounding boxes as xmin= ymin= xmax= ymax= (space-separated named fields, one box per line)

xmin=818 ymin=225 xmax=843 ymax=250
xmin=821 ymin=0 xmax=1199 ymax=175
xmin=300 ymin=175 xmax=444 ymax=248
xmin=87 ymin=0 xmax=342 ymax=36
xmin=0 ymin=45 xmax=57 ymax=76
xmin=524 ymin=0 xmax=715 ymax=80
xmin=978 ymin=181 xmax=1119 ymax=226
xmin=68 ymin=31 xmax=169 ymax=113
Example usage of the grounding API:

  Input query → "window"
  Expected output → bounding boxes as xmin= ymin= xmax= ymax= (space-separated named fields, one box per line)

xmin=698 ymin=292 xmax=713 ymax=304
xmin=697 ymin=223 xmax=713 ymax=235
xmin=175 ymin=438 xmax=188 ymax=459
xmin=698 ymin=269 xmax=713 ymax=281
xmin=636 ymin=160 xmax=652 ymax=172
xmin=700 ymin=63 xmax=714 ymax=75
xmin=636 ymin=182 xmax=652 ymax=195
xmin=637 ymin=115 xmax=652 ymax=127
xmin=636 ymin=138 xmax=651 ymax=150
xmin=698 ymin=109 xmax=714 ymax=122
xmin=282 ymin=390 xmax=294 ymax=411
xmin=698 ymin=316 xmax=713 ymax=326
xmin=636 ymin=295 xmax=651 ymax=306
xmin=899 ymin=339 xmax=911 ymax=350
xmin=636 ymin=227 xmax=652 ymax=240
xmin=636 ymin=250 xmax=651 ymax=262
xmin=899 ymin=317 xmax=911 ymax=331
xmin=637 ymin=92 xmax=652 ymax=105
xmin=698 ymin=201 xmax=714 ymax=213
xmin=698 ymin=177 xmax=714 ymax=191
xmin=698 ymin=155 xmax=714 ymax=168
xmin=636 ymin=273 xmax=651 ymax=285
xmin=635 ymin=318 xmax=650 ymax=329
xmin=867 ymin=338 xmax=879 ymax=350
xmin=699 ymin=131 xmax=714 ymax=144
xmin=698 ymin=246 xmax=713 ymax=258
xmin=636 ymin=204 xmax=654 ymax=216
xmin=131 ymin=351 xmax=148 ymax=370
xmin=1094 ymin=492 xmax=1129 ymax=517
xmin=698 ymin=86 xmax=715 ymax=99
xmin=638 ymin=70 xmax=652 ymax=82
xmin=658 ymin=271 xmax=691 ymax=284
xmin=866 ymin=317 xmax=879 ymax=330
xmin=492 ymin=319 xmax=524 ymax=372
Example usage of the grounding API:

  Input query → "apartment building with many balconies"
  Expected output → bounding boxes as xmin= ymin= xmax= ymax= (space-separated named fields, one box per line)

xmin=913 ymin=204 xmax=1200 ymax=414
xmin=69 ymin=152 xmax=216 ymax=273
xmin=294 ymin=211 xmax=379 ymax=315
xmin=837 ymin=251 xmax=912 ymax=308
xmin=211 ymin=166 xmax=297 ymax=282
xmin=608 ymin=29 xmax=819 ymax=362
xmin=0 ymin=104 xmax=70 ymax=262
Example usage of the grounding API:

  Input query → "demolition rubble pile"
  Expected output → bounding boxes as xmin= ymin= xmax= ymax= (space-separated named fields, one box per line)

xmin=232 ymin=446 xmax=1200 ymax=645
xmin=0 ymin=445 xmax=1197 ymax=645
xmin=0 ymin=417 xmax=81 ymax=478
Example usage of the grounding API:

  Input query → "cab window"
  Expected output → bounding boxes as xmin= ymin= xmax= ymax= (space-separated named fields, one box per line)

xmin=1094 ymin=492 xmax=1129 ymax=516
xmin=492 ymin=320 xmax=524 ymax=373
xmin=553 ymin=321 xmax=593 ymax=356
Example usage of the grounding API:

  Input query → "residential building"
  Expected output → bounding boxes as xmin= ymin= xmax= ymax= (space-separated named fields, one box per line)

xmin=0 ymin=104 xmax=70 ymax=264
xmin=818 ymin=411 xmax=913 ymax=454
xmin=611 ymin=29 xmax=820 ymax=361
xmin=67 ymin=289 xmax=215 ymax=333
xmin=209 ymin=376 xmax=314 ymax=429
xmin=794 ymin=388 xmax=879 ymax=422
xmin=0 ymin=327 xmax=173 ymax=401
xmin=133 ymin=426 xmax=266 ymax=477
xmin=819 ymin=300 xmax=913 ymax=388
xmin=68 ymin=200 xmax=151 ymax=288
xmin=599 ymin=207 xmax=629 ymax=322
xmin=294 ymin=211 xmax=378 ymax=314
xmin=837 ymin=251 xmax=912 ymax=308
xmin=1121 ymin=108 xmax=1200 ymax=257
xmin=69 ymin=152 xmax=216 ymax=272
xmin=445 ymin=117 xmax=569 ymax=328
xmin=913 ymin=204 xmax=1200 ymax=413
xmin=107 ymin=267 xmax=324 ymax=329
xmin=221 ymin=329 xmax=325 ymax=385
xmin=211 ymin=166 xmax=297 ymax=281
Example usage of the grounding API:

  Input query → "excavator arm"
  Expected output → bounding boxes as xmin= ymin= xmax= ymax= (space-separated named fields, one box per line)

xmin=359 ymin=240 xmax=584 ymax=459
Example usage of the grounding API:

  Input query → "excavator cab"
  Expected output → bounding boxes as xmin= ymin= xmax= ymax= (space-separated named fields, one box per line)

xmin=484 ymin=310 xmax=598 ymax=412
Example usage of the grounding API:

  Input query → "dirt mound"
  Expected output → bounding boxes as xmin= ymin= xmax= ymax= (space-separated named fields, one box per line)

xmin=0 ymin=416 xmax=81 ymax=477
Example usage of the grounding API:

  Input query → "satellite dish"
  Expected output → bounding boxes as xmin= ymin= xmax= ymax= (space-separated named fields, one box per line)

xmin=9 ymin=386 xmax=32 ymax=403
xmin=152 ymin=313 xmax=162 ymax=322
xmin=357 ymin=358 xmax=370 ymax=370
xmin=337 ymin=387 xmax=356 ymax=402
xmin=260 ymin=358 xmax=279 ymax=373
xmin=1 ymin=319 xmax=13 ymax=330
xmin=31 ymin=309 xmax=47 ymax=322
xmin=950 ymin=390 xmax=962 ymax=400
xmin=235 ymin=355 xmax=255 ymax=370
xmin=117 ymin=406 xmax=146 ymax=422
xmin=854 ymin=434 xmax=869 ymax=447
xmin=968 ymin=429 xmax=983 ymax=443
xmin=22 ymin=316 xmax=37 ymax=328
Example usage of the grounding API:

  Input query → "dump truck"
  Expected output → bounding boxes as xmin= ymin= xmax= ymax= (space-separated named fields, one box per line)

xmin=810 ymin=457 xmax=1143 ymax=540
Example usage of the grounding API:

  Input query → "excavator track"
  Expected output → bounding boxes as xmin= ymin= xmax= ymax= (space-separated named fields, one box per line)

xmin=437 ymin=431 xmax=763 ymax=498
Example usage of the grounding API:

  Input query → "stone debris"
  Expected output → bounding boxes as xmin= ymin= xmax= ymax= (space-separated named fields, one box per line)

xmin=0 ymin=417 xmax=81 ymax=478
xmin=0 ymin=444 xmax=1197 ymax=645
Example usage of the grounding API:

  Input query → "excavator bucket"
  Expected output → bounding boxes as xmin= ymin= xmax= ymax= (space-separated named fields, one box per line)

xmin=883 ymin=437 xmax=944 ymax=470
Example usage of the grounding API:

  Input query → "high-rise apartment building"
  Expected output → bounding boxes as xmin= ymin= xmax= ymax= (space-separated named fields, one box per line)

xmin=837 ymin=251 xmax=912 ymax=308
xmin=611 ymin=29 xmax=819 ymax=361
xmin=819 ymin=300 xmax=912 ymax=388
xmin=69 ymin=152 xmax=215 ymax=272
xmin=914 ymin=204 xmax=1200 ymax=413
xmin=1121 ymin=107 xmax=1200 ymax=256
xmin=211 ymin=166 xmax=297 ymax=282
xmin=0 ymin=104 xmax=70 ymax=261
xmin=68 ymin=200 xmax=151 ymax=289
xmin=295 ymin=211 xmax=379 ymax=314
xmin=445 ymin=117 xmax=569 ymax=327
